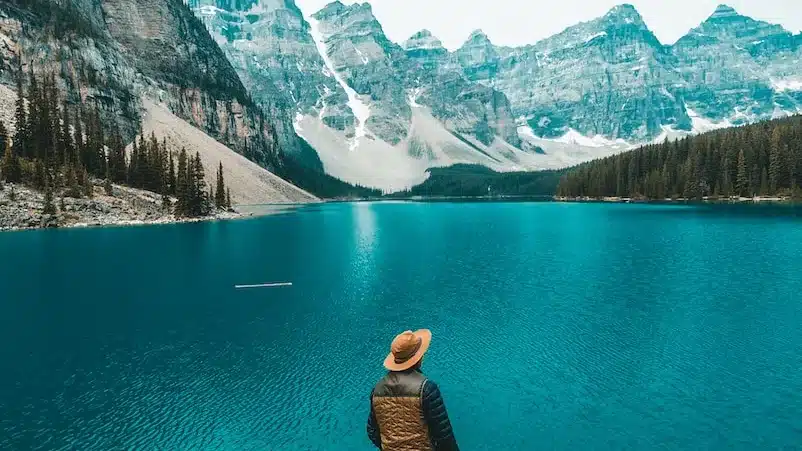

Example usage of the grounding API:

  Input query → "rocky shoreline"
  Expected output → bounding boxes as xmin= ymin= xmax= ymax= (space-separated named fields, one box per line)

xmin=0 ymin=182 xmax=243 ymax=232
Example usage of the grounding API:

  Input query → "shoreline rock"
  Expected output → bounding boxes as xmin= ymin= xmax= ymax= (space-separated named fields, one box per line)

xmin=0 ymin=182 xmax=246 ymax=233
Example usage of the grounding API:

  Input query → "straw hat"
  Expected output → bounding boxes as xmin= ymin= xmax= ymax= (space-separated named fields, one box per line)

xmin=383 ymin=329 xmax=432 ymax=371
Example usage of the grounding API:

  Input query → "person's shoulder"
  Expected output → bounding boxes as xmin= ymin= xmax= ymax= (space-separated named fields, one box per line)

xmin=421 ymin=377 xmax=441 ymax=396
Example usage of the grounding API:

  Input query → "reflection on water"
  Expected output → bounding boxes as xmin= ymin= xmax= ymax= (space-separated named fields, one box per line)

xmin=234 ymin=204 xmax=304 ymax=217
xmin=346 ymin=203 xmax=378 ymax=307
xmin=353 ymin=202 xmax=377 ymax=251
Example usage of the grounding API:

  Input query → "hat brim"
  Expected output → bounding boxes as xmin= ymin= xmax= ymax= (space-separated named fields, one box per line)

xmin=383 ymin=329 xmax=432 ymax=371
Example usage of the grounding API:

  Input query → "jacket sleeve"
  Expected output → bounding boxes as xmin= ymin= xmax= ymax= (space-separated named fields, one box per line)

xmin=367 ymin=390 xmax=382 ymax=449
xmin=421 ymin=380 xmax=459 ymax=451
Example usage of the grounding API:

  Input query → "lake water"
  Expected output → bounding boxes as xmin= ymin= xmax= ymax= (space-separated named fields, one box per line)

xmin=2 ymin=202 xmax=802 ymax=450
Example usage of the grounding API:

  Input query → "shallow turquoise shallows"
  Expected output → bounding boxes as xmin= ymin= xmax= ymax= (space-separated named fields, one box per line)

xmin=2 ymin=202 xmax=802 ymax=450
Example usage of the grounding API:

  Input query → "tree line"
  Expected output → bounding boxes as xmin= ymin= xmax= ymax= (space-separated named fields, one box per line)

xmin=556 ymin=115 xmax=802 ymax=200
xmin=0 ymin=59 xmax=232 ymax=217
xmin=390 ymin=164 xmax=563 ymax=198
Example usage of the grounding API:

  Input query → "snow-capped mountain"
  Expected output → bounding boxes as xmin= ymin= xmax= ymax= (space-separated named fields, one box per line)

xmin=187 ymin=1 xmax=802 ymax=191
xmin=465 ymin=3 xmax=802 ymax=141
xmin=673 ymin=4 xmax=802 ymax=125
xmin=485 ymin=4 xmax=690 ymax=141
xmin=189 ymin=0 xmax=563 ymax=191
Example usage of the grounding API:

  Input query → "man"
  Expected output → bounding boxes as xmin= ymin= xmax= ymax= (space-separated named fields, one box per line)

xmin=367 ymin=329 xmax=459 ymax=451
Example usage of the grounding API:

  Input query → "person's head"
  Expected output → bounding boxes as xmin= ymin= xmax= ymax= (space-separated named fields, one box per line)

xmin=383 ymin=329 xmax=431 ymax=372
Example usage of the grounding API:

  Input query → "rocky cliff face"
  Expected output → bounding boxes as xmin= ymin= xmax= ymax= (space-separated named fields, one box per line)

xmin=0 ymin=0 xmax=281 ymax=167
xmin=311 ymin=1 xmax=410 ymax=145
xmin=673 ymin=4 xmax=802 ymax=124
xmin=461 ymin=5 xmax=690 ymax=141
xmin=457 ymin=3 xmax=801 ymax=141
xmin=184 ymin=0 xmax=346 ymax=166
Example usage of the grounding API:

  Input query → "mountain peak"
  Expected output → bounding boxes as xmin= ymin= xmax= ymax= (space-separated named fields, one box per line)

xmin=405 ymin=29 xmax=445 ymax=51
xmin=314 ymin=1 xmax=375 ymax=20
xmin=316 ymin=1 xmax=346 ymax=17
xmin=710 ymin=4 xmax=739 ymax=18
xmin=410 ymin=29 xmax=434 ymax=39
xmin=604 ymin=4 xmax=645 ymax=25
xmin=467 ymin=29 xmax=491 ymax=43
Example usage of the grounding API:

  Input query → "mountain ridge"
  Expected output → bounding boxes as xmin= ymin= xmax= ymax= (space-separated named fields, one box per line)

xmin=186 ymin=1 xmax=802 ymax=191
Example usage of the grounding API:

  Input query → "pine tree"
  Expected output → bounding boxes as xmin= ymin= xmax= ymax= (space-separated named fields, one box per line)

xmin=175 ymin=147 xmax=189 ymax=216
xmin=83 ymin=167 xmax=93 ymax=198
xmin=27 ymin=67 xmax=41 ymax=160
xmin=168 ymin=150 xmax=176 ymax=195
xmin=64 ymin=164 xmax=80 ymax=198
xmin=721 ymin=157 xmax=732 ymax=197
xmin=1 ymin=130 xmax=22 ymax=183
xmin=226 ymin=187 xmax=232 ymax=209
xmin=60 ymin=101 xmax=74 ymax=165
xmin=103 ymin=166 xmax=113 ymax=196
xmin=214 ymin=161 xmax=226 ymax=208
xmin=42 ymin=178 xmax=56 ymax=216
xmin=787 ymin=144 xmax=796 ymax=191
xmin=32 ymin=158 xmax=45 ymax=189
xmin=191 ymin=151 xmax=208 ymax=216
xmin=13 ymin=54 xmax=28 ymax=159
xmin=0 ymin=121 xmax=6 ymax=151
xmin=107 ymin=130 xmax=127 ymax=184
xmin=736 ymin=149 xmax=749 ymax=197
xmin=128 ymin=138 xmax=139 ymax=187
xmin=769 ymin=134 xmax=781 ymax=194
xmin=148 ymin=132 xmax=160 ymax=192
xmin=72 ymin=107 xmax=84 ymax=166
xmin=40 ymin=74 xmax=57 ymax=167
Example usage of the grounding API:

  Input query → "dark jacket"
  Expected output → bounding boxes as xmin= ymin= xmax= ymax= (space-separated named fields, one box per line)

xmin=367 ymin=369 xmax=459 ymax=451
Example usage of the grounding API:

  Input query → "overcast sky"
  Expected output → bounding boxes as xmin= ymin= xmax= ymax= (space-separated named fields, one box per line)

xmin=294 ymin=0 xmax=802 ymax=50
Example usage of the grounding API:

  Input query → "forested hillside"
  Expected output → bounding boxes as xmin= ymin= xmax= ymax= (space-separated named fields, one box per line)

xmin=1 ymin=69 xmax=230 ymax=218
xmin=391 ymin=165 xmax=563 ymax=198
xmin=557 ymin=115 xmax=802 ymax=199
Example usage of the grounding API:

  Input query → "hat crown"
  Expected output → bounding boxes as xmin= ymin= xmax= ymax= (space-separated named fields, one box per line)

xmin=391 ymin=331 xmax=420 ymax=362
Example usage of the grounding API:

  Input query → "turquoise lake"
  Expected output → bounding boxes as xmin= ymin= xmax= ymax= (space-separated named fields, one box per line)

xmin=2 ymin=202 xmax=802 ymax=450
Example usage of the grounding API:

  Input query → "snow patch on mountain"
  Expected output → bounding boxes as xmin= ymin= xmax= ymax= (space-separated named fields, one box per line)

xmin=355 ymin=47 xmax=369 ymax=65
xmin=197 ymin=5 xmax=224 ymax=18
xmin=686 ymin=105 xmax=733 ymax=133
xmin=407 ymin=88 xmax=423 ymax=108
xmin=553 ymin=129 xmax=628 ymax=148
xmin=771 ymin=78 xmax=802 ymax=92
xmin=584 ymin=32 xmax=607 ymax=44
xmin=292 ymin=104 xmax=597 ymax=191
xmin=307 ymin=15 xmax=371 ymax=151
xmin=294 ymin=114 xmax=428 ymax=192
xmin=517 ymin=126 xmax=631 ymax=168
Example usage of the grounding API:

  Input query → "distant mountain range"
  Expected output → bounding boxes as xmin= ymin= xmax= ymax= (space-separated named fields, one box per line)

xmin=186 ymin=1 xmax=802 ymax=191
